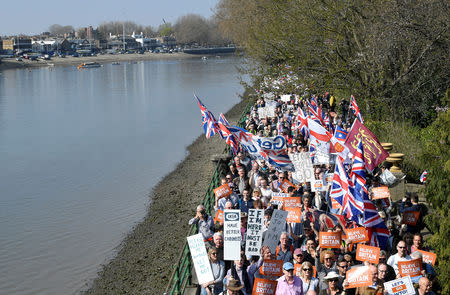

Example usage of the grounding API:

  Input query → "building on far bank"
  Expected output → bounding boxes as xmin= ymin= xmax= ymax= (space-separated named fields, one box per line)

xmin=2 ymin=37 xmax=32 ymax=52
xmin=132 ymin=32 xmax=159 ymax=51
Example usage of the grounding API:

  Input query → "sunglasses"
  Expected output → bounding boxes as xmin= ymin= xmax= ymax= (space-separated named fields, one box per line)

xmin=303 ymin=268 xmax=312 ymax=271
xmin=325 ymin=257 xmax=333 ymax=260
xmin=211 ymin=253 xmax=218 ymax=255
xmin=329 ymin=279 xmax=339 ymax=282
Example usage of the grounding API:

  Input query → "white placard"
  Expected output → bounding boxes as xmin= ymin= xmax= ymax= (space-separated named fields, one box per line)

xmin=263 ymin=92 xmax=276 ymax=100
xmin=245 ymin=209 xmax=265 ymax=256
xmin=262 ymin=209 xmax=288 ymax=253
xmin=311 ymin=179 xmax=326 ymax=192
xmin=224 ymin=210 xmax=241 ymax=261
xmin=187 ymin=233 xmax=214 ymax=285
xmin=290 ymin=152 xmax=315 ymax=183
xmin=280 ymin=94 xmax=291 ymax=102
xmin=384 ymin=276 xmax=415 ymax=295
xmin=258 ymin=105 xmax=276 ymax=118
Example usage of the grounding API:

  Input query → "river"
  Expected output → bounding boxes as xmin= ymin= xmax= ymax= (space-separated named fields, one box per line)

xmin=0 ymin=56 xmax=243 ymax=295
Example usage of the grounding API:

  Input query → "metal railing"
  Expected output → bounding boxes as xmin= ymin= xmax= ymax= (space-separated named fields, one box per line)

xmin=164 ymin=96 xmax=254 ymax=295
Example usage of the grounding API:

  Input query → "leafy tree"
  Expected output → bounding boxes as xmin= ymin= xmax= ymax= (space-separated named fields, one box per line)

xmin=158 ymin=23 xmax=173 ymax=37
xmin=48 ymin=24 xmax=74 ymax=36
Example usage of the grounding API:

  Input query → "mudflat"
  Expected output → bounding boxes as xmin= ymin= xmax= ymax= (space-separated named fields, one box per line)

xmin=82 ymin=98 xmax=248 ymax=294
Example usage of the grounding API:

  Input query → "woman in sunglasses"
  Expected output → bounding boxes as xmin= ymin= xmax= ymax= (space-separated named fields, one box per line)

xmin=300 ymin=261 xmax=319 ymax=294
xmin=201 ymin=247 xmax=225 ymax=295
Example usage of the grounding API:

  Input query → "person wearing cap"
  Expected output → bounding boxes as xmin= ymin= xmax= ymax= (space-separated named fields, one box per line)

xmin=218 ymin=277 xmax=244 ymax=295
xmin=293 ymin=248 xmax=306 ymax=266
xmin=276 ymin=262 xmax=303 ymax=295
xmin=319 ymin=271 xmax=344 ymax=295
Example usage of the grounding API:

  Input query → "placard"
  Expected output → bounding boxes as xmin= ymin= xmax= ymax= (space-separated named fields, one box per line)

xmin=246 ymin=209 xmax=265 ymax=256
xmin=271 ymin=194 xmax=287 ymax=208
xmin=384 ymin=276 xmax=415 ymax=295
xmin=280 ymin=94 xmax=291 ymax=102
xmin=262 ymin=209 xmax=288 ymax=253
xmin=417 ymin=250 xmax=437 ymax=266
xmin=283 ymin=197 xmax=302 ymax=208
xmin=223 ymin=210 xmax=241 ymax=261
xmin=214 ymin=183 xmax=232 ymax=199
xmin=372 ymin=186 xmax=390 ymax=200
xmin=345 ymin=265 xmax=372 ymax=288
xmin=356 ymin=244 xmax=381 ymax=264
xmin=279 ymin=179 xmax=295 ymax=193
xmin=290 ymin=152 xmax=315 ymax=183
xmin=325 ymin=172 xmax=334 ymax=184
xmin=345 ymin=227 xmax=369 ymax=244
xmin=187 ymin=233 xmax=214 ymax=285
xmin=253 ymin=277 xmax=278 ymax=295
xmin=402 ymin=211 xmax=420 ymax=226
xmin=214 ymin=210 xmax=224 ymax=224
xmin=258 ymin=105 xmax=276 ymax=118
xmin=260 ymin=259 xmax=284 ymax=276
xmin=398 ymin=258 xmax=422 ymax=278
xmin=311 ymin=179 xmax=326 ymax=192
xmin=285 ymin=207 xmax=302 ymax=223
xmin=319 ymin=232 xmax=342 ymax=248
xmin=314 ymin=151 xmax=331 ymax=165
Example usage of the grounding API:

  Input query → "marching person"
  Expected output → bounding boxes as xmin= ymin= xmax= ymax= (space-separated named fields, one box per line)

xmin=276 ymin=262 xmax=304 ymax=295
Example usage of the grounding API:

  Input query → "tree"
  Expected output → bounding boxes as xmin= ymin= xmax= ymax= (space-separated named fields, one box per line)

xmin=48 ymin=24 xmax=74 ymax=36
xmin=158 ymin=23 xmax=173 ymax=37
xmin=174 ymin=14 xmax=210 ymax=45
xmin=76 ymin=27 xmax=86 ymax=39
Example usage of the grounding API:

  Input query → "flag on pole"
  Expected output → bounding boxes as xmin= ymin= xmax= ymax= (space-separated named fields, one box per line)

xmin=218 ymin=113 xmax=239 ymax=154
xmin=334 ymin=126 xmax=348 ymax=142
xmin=293 ymin=107 xmax=309 ymax=139
xmin=350 ymin=95 xmax=364 ymax=123
xmin=195 ymin=94 xmax=219 ymax=139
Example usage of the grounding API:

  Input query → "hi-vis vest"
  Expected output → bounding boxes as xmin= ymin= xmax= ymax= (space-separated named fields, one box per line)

xmin=276 ymin=245 xmax=294 ymax=257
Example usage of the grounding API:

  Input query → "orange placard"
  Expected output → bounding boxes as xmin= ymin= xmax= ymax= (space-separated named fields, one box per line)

xmin=253 ymin=278 xmax=278 ymax=295
xmin=402 ymin=211 xmax=420 ymax=226
xmin=283 ymin=197 xmax=302 ymax=208
xmin=214 ymin=210 xmax=224 ymax=224
xmin=398 ymin=258 xmax=422 ymax=277
xmin=294 ymin=264 xmax=317 ymax=278
xmin=260 ymin=259 xmax=284 ymax=276
xmin=280 ymin=179 xmax=295 ymax=193
xmin=331 ymin=197 xmax=341 ymax=209
xmin=372 ymin=185 xmax=390 ymax=200
xmin=319 ymin=232 xmax=342 ymax=248
xmin=271 ymin=195 xmax=285 ymax=207
xmin=213 ymin=183 xmax=232 ymax=199
xmin=345 ymin=265 xmax=372 ymax=288
xmin=355 ymin=244 xmax=381 ymax=264
xmin=417 ymin=250 xmax=437 ymax=266
xmin=285 ymin=207 xmax=302 ymax=223
xmin=345 ymin=227 xmax=369 ymax=244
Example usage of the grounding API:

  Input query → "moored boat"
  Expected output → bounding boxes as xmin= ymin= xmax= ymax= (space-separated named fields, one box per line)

xmin=77 ymin=62 xmax=102 ymax=69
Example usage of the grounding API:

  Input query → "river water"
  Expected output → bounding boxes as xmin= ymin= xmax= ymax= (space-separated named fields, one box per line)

xmin=0 ymin=56 xmax=243 ymax=295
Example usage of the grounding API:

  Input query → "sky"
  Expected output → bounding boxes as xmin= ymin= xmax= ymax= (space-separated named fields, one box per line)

xmin=0 ymin=0 xmax=219 ymax=36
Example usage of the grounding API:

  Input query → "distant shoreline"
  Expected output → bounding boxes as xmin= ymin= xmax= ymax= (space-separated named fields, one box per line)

xmin=0 ymin=52 xmax=221 ymax=71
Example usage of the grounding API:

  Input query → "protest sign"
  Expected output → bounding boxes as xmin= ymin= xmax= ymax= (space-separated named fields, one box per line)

xmin=214 ymin=210 xmax=224 ymax=224
xmin=402 ymin=211 xmax=420 ymax=226
xmin=384 ymin=276 xmax=415 ymax=295
xmin=270 ymin=193 xmax=289 ymax=208
xmin=263 ymin=209 xmax=288 ymax=253
xmin=280 ymin=94 xmax=291 ymax=102
xmin=319 ymin=232 xmax=341 ymax=248
xmin=285 ymin=207 xmax=302 ymax=223
xmin=398 ymin=258 xmax=422 ymax=278
xmin=246 ymin=209 xmax=265 ymax=257
xmin=252 ymin=277 xmax=278 ymax=295
xmin=187 ymin=233 xmax=214 ymax=284
xmin=311 ymin=179 xmax=326 ymax=192
xmin=345 ymin=119 xmax=389 ymax=171
xmin=279 ymin=179 xmax=295 ymax=193
xmin=283 ymin=197 xmax=302 ymax=208
xmin=294 ymin=264 xmax=317 ymax=278
xmin=314 ymin=151 xmax=331 ymax=165
xmin=345 ymin=227 xmax=369 ymax=244
xmin=260 ymin=259 xmax=284 ymax=276
xmin=417 ymin=250 xmax=437 ymax=266
xmin=345 ymin=265 xmax=372 ymax=288
xmin=372 ymin=185 xmax=390 ymax=200
xmin=258 ymin=105 xmax=276 ymax=118
xmin=289 ymin=152 xmax=315 ymax=183
xmin=325 ymin=172 xmax=334 ymax=184
xmin=223 ymin=210 xmax=241 ymax=261
xmin=356 ymin=244 xmax=381 ymax=264
xmin=214 ymin=183 xmax=232 ymax=199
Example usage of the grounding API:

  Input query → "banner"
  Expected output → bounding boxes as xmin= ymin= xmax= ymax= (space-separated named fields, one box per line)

xmin=187 ymin=233 xmax=214 ymax=285
xmin=372 ymin=185 xmax=390 ymax=200
xmin=214 ymin=183 xmax=232 ymax=199
xmin=285 ymin=207 xmax=302 ymax=223
xmin=356 ymin=244 xmax=381 ymax=264
xmin=279 ymin=179 xmax=295 ymax=193
xmin=398 ymin=258 xmax=422 ymax=278
xmin=417 ymin=250 xmax=437 ymax=266
xmin=289 ymin=152 xmax=315 ymax=183
xmin=260 ymin=259 xmax=284 ymax=276
xmin=319 ymin=232 xmax=342 ymax=248
xmin=214 ymin=210 xmax=224 ymax=224
xmin=384 ymin=276 xmax=415 ymax=295
xmin=283 ymin=197 xmax=302 ymax=208
xmin=402 ymin=211 xmax=420 ymax=226
xmin=223 ymin=210 xmax=241 ymax=261
xmin=345 ymin=119 xmax=389 ymax=171
xmin=263 ymin=209 xmax=288 ymax=253
xmin=345 ymin=227 xmax=369 ymax=244
xmin=253 ymin=277 xmax=278 ymax=295
xmin=345 ymin=265 xmax=372 ymax=288
xmin=245 ymin=209 xmax=265 ymax=257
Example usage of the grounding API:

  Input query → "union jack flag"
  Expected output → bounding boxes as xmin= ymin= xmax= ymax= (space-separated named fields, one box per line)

xmin=350 ymin=95 xmax=364 ymax=124
xmin=293 ymin=107 xmax=309 ymax=139
xmin=350 ymin=139 xmax=390 ymax=249
xmin=218 ymin=113 xmax=239 ymax=154
xmin=308 ymin=103 xmax=327 ymax=127
xmin=419 ymin=170 xmax=428 ymax=183
xmin=195 ymin=94 xmax=219 ymax=139
xmin=330 ymin=157 xmax=364 ymax=221
xmin=310 ymin=96 xmax=318 ymax=107
xmin=304 ymin=209 xmax=347 ymax=232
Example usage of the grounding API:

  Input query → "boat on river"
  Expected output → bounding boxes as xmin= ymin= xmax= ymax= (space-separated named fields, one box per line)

xmin=77 ymin=62 xmax=102 ymax=69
